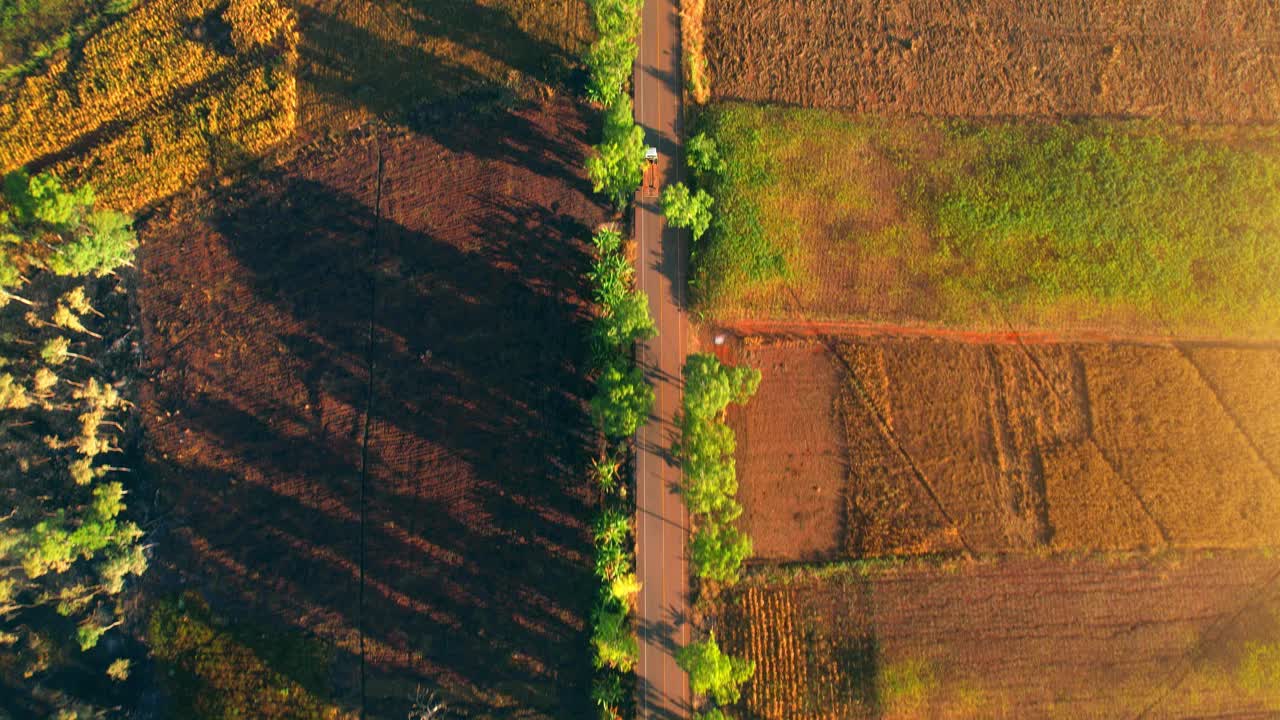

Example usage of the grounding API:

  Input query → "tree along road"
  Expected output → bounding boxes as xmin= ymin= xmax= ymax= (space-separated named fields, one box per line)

xmin=633 ymin=0 xmax=690 ymax=717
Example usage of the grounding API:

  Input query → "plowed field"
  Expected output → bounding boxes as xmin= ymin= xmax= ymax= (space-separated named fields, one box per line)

xmin=728 ymin=337 xmax=1280 ymax=559
xmin=703 ymin=0 xmax=1280 ymax=122
xmin=720 ymin=553 xmax=1280 ymax=719
xmin=138 ymin=97 xmax=606 ymax=717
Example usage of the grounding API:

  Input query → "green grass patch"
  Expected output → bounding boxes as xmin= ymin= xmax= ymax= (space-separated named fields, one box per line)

xmin=149 ymin=593 xmax=350 ymax=720
xmin=695 ymin=104 xmax=1280 ymax=337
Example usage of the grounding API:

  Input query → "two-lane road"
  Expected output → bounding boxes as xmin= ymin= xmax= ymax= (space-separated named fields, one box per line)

xmin=633 ymin=0 xmax=690 ymax=717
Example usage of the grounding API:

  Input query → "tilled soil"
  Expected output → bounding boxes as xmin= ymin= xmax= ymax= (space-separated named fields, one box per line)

xmin=704 ymin=0 xmax=1280 ymax=122
xmin=137 ymin=97 xmax=606 ymax=717
xmin=728 ymin=337 xmax=1280 ymax=560
xmin=726 ymin=341 xmax=847 ymax=561
xmin=721 ymin=552 xmax=1280 ymax=719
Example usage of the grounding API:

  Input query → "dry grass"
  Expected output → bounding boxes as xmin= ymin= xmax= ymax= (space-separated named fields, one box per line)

xmin=680 ymin=0 xmax=708 ymax=103
xmin=730 ymin=337 xmax=1280 ymax=559
xmin=0 ymin=0 xmax=297 ymax=211
xmin=719 ymin=553 xmax=1280 ymax=719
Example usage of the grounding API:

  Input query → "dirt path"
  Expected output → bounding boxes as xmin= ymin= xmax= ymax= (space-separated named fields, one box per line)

xmin=633 ymin=0 xmax=692 ymax=716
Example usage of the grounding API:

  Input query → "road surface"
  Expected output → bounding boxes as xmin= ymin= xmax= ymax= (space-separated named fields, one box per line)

xmin=633 ymin=0 xmax=690 ymax=717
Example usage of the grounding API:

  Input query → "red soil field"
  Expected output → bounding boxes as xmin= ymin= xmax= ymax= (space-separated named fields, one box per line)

xmin=703 ymin=0 xmax=1280 ymax=122
xmin=721 ymin=552 xmax=1280 ymax=718
xmin=727 ymin=336 xmax=1280 ymax=561
xmin=137 ymin=97 xmax=606 ymax=717
xmin=727 ymin=341 xmax=846 ymax=561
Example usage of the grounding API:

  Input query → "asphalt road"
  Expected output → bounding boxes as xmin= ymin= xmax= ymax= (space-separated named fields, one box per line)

xmin=632 ymin=0 xmax=691 ymax=717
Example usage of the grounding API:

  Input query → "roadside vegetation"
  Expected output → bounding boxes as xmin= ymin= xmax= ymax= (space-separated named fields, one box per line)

xmin=584 ymin=0 xmax=646 ymax=208
xmin=581 ymin=1 xmax=652 ymax=717
xmin=692 ymin=104 xmax=1280 ymax=336
xmin=0 ymin=170 xmax=144 ymax=715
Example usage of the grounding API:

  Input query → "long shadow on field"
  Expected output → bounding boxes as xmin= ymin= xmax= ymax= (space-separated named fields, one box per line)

xmin=296 ymin=5 xmax=590 ymax=190
xmin=140 ymin=114 xmax=606 ymax=717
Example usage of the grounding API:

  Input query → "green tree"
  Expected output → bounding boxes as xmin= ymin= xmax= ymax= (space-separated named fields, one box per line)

xmin=686 ymin=132 xmax=726 ymax=179
xmin=661 ymin=183 xmax=714 ymax=241
xmin=592 ymin=599 xmax=639 ymax=671
xmin=585 ymin=33 xmax=637 ymax=106
xmin=46 ymin=210 xmax=136 ymax=277
xmin=587 ymin=97 xmax=646 ymax=208
xmin=594 ymin=287 xmax=656 ymax=353
xmin=676 ymin=632 xmax=756 ymax=706
xmin=0 ymin=171 xmax=135 ymax=290
xmin=592 ymin=360 xmax=654 ymax=438
xmin=682 ymin=353 xmax=760 ymax=422
xmin=690 ymin=520 xmax=752 ymax=585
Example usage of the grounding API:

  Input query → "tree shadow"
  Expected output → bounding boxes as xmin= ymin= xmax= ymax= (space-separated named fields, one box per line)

xmin=138 ymin=103 xmax=608 ymax=718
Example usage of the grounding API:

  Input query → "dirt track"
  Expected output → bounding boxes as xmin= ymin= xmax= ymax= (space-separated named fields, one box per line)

xmin=705 ymin=0 xmax=1280 ymax=122
xmin=138 ymin=97 xmax=605 ymax=717
xmin=722 ymin=553 xmax=1280 ymax=718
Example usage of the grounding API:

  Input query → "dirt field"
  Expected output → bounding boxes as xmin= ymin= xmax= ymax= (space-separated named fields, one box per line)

xmin=703 ymin=0 xmax=1280 ymax=122
xmin=728 ymin=341 xmax=847 ymax=561
xmin=137 ymin=96 xmax=606 ymax=718
xmin=728 ymin=336 xmax=1280 ymax=560
xmin=719 ymin=553 xmax=1280 ymax=719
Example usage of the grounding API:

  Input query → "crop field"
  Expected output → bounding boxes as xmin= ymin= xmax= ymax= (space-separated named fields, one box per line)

xmin=728 ymin=337 xmax=1280 ymax=560
xmin=0 ymin=0 xmax=297 ymax=211
xmin=296 ymin=0 xmax=593 ymax=133
xmin=701 ymin=0 xmax=1280 ymax=122
xmin=693 ymin=105 xmax=1280 ymax=339
xmin=137 ymin=96 xmax=605 ymax=717
xmin=718 ymin=553 xmax=1280 ymax=719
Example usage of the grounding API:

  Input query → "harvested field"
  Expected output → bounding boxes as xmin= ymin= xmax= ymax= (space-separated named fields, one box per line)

xmin=296 ymin=0 xmax=592 ymax=133
xmin=693 ymin=105 xmax=1280 ymax=338
xmin=728 ymin=341 xmax=846 ymax=561
xmin=138 ymin=97 xmax=606 ymax=717
xmin=719 ymin=553 xmax=1280 ymax=719
xmin=0 ymin=0 xmax=297 ymax=211
xmin=703 ymin=0 xmax=1280 ymax=123
xmin=729 ymin=337 xmax=1280 ymax=560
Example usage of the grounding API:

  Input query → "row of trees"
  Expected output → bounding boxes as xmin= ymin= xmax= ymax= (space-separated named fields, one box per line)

xmin=581 ymin=1 xmax=652 ymax=716
xmin=0 ymin=171 xmax=145 ymax=696
xmin=584 ymin=0 xmax=647 ymax=208
xmin=586 ymin=227 xmax=654 ymax=720
xmin=668 ymin=133 xmax=759 ymax=717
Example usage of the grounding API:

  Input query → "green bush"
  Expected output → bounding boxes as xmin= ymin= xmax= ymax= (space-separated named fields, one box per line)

xmin=584 ymin=0 xmax=642 ymax=105
xmin=676 ymin=631 xmax=755 ymax=706
xmin=690 ymin=521 xmax=752 ymax=585
xmin=686 ymin=131 xmax=725 ymax=180
xmin=592 ymin=599 xmax=639 ymax=671
xmin=591 ymin=360 xmax=654 ymax=439
xmin=661 ymin=182 xmax=714 ymax=240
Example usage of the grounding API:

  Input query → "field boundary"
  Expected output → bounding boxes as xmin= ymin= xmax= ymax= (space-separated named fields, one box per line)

xmin=721 ymin=318 xmax=1280 ymax=350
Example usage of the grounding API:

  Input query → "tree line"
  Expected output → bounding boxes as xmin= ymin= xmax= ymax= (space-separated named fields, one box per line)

xmin=0 ymin=170 xmax=145 ymax=702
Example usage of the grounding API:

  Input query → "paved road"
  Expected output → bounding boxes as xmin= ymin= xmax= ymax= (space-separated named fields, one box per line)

xmin=633 ymin=0 xmax=690 ymax=717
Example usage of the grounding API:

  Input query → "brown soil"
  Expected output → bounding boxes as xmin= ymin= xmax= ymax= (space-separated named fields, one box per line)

xmin=137 ymin=97 xmax=606 ymax=718
xmin=721 ymin=552 xmax=1280 ymax=719
xmin=726 ymin=341 xmax=847 ymax=561
xmin=704 ymin=0 xmax=1280 ymax=122
xmin=728 ymin=336 xmax=1280 ymax=560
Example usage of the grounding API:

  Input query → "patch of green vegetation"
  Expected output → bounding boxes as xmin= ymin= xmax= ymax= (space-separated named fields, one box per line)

xmin=148 ymin=594 xmax=349 ymax=720
xmin=696 ymin=104 xmax=1280 ymax=336
xmin=1237 ymin=640 xmax=1280 ymax=695
xmin=878 ymin=657 xmax=936 ymax=714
